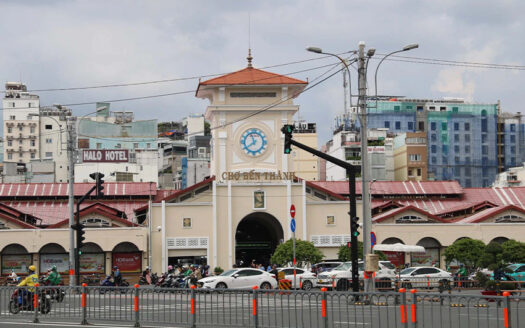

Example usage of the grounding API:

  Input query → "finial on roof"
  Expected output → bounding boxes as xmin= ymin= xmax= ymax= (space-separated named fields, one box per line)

xmin=247 ymin=48 xmax=253 ymax=68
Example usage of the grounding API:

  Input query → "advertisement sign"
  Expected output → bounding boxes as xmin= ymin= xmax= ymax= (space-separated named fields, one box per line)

xmin=82 ymin=149 xmax=129 ymax=163
xmin=411 ymin=248 xmax=440 ymax=267
xmin=112 ymin=253 xmax=141 ymax=273
xmin=40 ymin=254 xmax=69 ymax=274
xmin=79 ymin=253 xmax=105 ymax=274
xmin=384 ymin=251 xmax=405 ymax=268
xmin=2 ymin=254 xmax=32 ymax=275
xmin=367 ymin=146 xmax=385 ymax=153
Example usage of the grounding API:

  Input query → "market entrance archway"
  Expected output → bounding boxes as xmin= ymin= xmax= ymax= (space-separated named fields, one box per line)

xmin=235 ymin=212 xmax=284 ymax=267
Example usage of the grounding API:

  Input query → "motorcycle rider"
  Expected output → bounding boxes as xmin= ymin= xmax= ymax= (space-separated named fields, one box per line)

xmin=112 ymin=266 xmax=122 ymax=286
xmin=141 ymin=266 xmax=152 ymax=285
xmin=17 ymin=265 xmax=39 ymax=306
xmin=43 ymin=266 xmax=61 ymax=286
xmin=8 ymin=269 xmax=18 ymax=285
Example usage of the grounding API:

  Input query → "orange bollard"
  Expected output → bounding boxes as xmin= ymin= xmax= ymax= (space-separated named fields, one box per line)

xmin=503 ymin=291 xmax=510 ymax=328
xmin=133 ymin=284 xmax=139 ymax=312
xmin=427 ymin=275 xmax=430 ymax=288
xmin=410 ymin=289 xmax=417 ymax=324
xmin=34 ymin=283 xmax=39 ymax=309
xmin=252 ymin=286 xmax=258 ymax=316
xmin=82 ymin=283 xmax=87 ymax=308
xmin=321 ymin=288 xmax=327 ymax=317
xmin=399 ymin=288 xmax=407 ymax=324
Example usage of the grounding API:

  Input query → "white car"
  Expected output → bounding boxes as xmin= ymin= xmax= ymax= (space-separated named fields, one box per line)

xmin=399 ymin=266 xmax=453 ymax=289
xmin=198 ymin=268 xmax=278 ymax=289
xmin=278 ymin=267 xmax=317 ymax=290
xmin=317 ymin=261 xmax=396 ymax=291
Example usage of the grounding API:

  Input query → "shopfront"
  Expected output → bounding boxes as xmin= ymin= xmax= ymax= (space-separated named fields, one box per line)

xmin=1 ymin=244 xmax=32 ymax=276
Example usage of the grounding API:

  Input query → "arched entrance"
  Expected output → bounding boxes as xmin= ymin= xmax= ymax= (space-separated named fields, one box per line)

xmin=414 ymin=237 xmax=442 ymax=267
xmin=2 ymin=244 xmax=31 ymax=275
xmin=235 ymin=212 xmax=284 ymax=267
xmin=39 ymin=243 xmax=67 ymax=275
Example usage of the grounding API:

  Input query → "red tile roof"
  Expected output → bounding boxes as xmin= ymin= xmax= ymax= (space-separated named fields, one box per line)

xmin=455 ymin=205 xmax=525 ymax=223
xmin=47 ymin=203 xmax=138 ymax=228
xmin=309 ymin=180 xmax=463 ymax=196
xmin=372 ymin=205 xmax=447 ymax=223
xmin=0 ymin=182 xmax=156 ymax=198
xmin=199 ymin=67 xmax=308 ymax=86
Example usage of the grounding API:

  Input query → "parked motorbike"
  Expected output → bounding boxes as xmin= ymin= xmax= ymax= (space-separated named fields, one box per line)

xmin=40 ymin=279 xmax=65 ymax=303
xmin=99 ymin=275 xmax=130 ymax=294
xmin=139 ymin=272 xmax=158 ymax=285
xmin=9 ymin=288 xmax=51 ymax=314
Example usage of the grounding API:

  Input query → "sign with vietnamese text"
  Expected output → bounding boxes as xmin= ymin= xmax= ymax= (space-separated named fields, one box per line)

xmin=112 ymin=253 xmax=142 ymax=273
xmin=2 ymin=254 xmax=32 ymax=275
xmin=80 ymin=253 xmax=105 ymax=274
xmin=83 ymin=149 xmax=129 ymax=163
xmin=40 ymin=253 xmax=69 ymax=274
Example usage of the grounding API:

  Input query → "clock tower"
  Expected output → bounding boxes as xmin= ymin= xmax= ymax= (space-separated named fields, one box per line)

xmin=196 ymin=51 xmax=307 ymax=181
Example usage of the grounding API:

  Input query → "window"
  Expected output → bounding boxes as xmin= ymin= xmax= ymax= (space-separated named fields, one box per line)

xmin=45 ymin=124 xmax=52 ymax=130
xmin=481 ymin=118 xmax=488 ymax=132
xmin=418 ymin=121 xmax=424 ymax=131
xmin=46 ymin=138 xmax=52 ymax=144
xmin=45 ymin=152 xmax=53 ymax=158
xmin=441 ymin=134 xmax=447 ymax=143
xmin=454 ymin=167 xmax=461 ymax=177
xmin=482 ymin=145 xmax=488 ymax=155
xmin=81 ymin=218 xmax=111 ymax=227
xmin=395 ymin=121 xmax=401 ymax=130
xmin=431 ymin=145 xmax=437 ymax=153
xmin=19 ymin=139 xmax=22 ymax=145
xmin=465 ymin=179 xmax=472 ymax=187
xmin=454 ymin=134 xmax=459 ymax=142
xmin=133 ymin=143 xmax=139 ymax=149
xmin=30 ymin=140 xmax=35 ymax=146
xmin=511 ymin=146 xmax=516 ymax=154
xmin=510 ymin=124 xmax=516 ymax=132
xmin=454 ymin=145 xmax=460 ymax=153
xmin=28 ymin=103 xmax=32 ymax=108
xmin=146 ymin=143 xmax=151 ymax=149
xmin=18 ymin=126 xmax=22 ymax=132
xmin=230 ymin=92 xmax=276 ymax=98
xmin=7 ymin=127 xmax=12 ymax=133
xmin=183 ymin=218 xmax=192 ymax=228
xmin=482 ymin=134 xmax=487 ymax=143
xmin=408 ymin=122 xmax=414 ymax=130
xmin=454 ymin=156 xmax=460 ymax=163
xmin=442 ymin=156 xmax=448 ymax=164
xmin=417 ymin=106 xmax=423 ymax=112
xmin=30 ymin=127 xmax=35 ymax=133
xmin=465 ymin=134 xmax=470 ymax=142
xmin=495 ymin=215 xmax=525 ymax=223
xmin=510 ymin=135 xmax=516 ymax=143
xmin=452 ymin=107 xmax=459 ymax=113
xmin=431 ymin=134 xmax=437 ymax=142
xmin=394 ymin=105 xmax=400 ymax=111
xmin=454 ymin=123 xmax=459 ymax=131
xmin=115 ymin=143 xmax=121 ymax=149
xmin=96 ymin=143 xmax=102 ymax=149
xmin=431 ymin=156 xmax=436 ymax=164
xmin=465 ymin=145 xmax=470 ymax=153
xmin=326 ymin=216 xmax=335 ymax=225
xmin=441 ymin=122 xmax=447 ymax=130
xmin=254 ymin=190 xmax=265 ymax=209
xmin=417 ymin=168 xmax=422 ymax=176
xmin=440 ymin=106 xmax=447 ymax=112
xmin=431 ymin=122 xmax=436 ymax=131
xmin=482 ymin=157 xmax=488 ymax=165
xmin=465 ymin=123 xmax=470 ymax=131
xmin=442 ymin=145 xmax=448 ymax=153
xmin=409 ymin=154 xmax=421 ymax=161
xmin=7 ymin=140 xmax=12 ymax=147
xmin=465 ymin=167 xmax=471 ymax=175
xmin=384 ymin=121 xmax=390 ymax=129
xmin=9 ymin=115 xmax=15 ymax=120
xmin=7 ymin=153 xmax=12 ymax=160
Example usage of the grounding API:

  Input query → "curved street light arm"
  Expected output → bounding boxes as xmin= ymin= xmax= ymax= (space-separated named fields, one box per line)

xmin=374 ymin=49 xmax=405 ymax=107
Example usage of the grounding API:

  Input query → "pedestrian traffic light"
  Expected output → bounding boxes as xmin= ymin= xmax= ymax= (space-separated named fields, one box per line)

xmin=90 ymin=172 xmax=105 ymax=197
xmin=281 ymin=124 xmax=294 ymax=154
xmin=350 ymin=216 xmax=360 ymax=237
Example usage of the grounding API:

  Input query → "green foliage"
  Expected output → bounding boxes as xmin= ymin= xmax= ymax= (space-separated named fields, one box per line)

xmin=485 ymin=280 xmax=515 ymax=291
xmin=337 ymin=242 xmax=387 ymax=261
xmin=204 ymin=121 xmax=211 ymax=136
xmin=501 ymin=239 xmax=525 ymax=264
xmin=475 ymin=272 xmax=489 ymax=288
xmin=479 ymin=242 xmax=503 ymax=270
xmin=213 ymin=267 xmax=224 ymax=275
xmin=271 ymin=239 xmax=324 ymax=267
xmin=444 ymin=238 xmax=485 ymax=270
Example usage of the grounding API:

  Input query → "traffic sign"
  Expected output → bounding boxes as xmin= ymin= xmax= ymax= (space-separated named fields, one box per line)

xmin=290 ymin=218 xmax=296 ymax=232
xmin=290 ymin=204 xmax=296 ymax=218
xmin=371 ymin=231 xmax=377 ymax=248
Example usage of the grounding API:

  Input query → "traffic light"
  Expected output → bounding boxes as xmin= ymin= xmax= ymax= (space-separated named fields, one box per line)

xmin=281 ymin=125 xmax=294 ymax=154
xmin=72 ymin=223 xmax=86 ymax=254
xmin=90 ymin=172 xmax=105 ymax=197
xmin=350 ymin=216 xmax=360 ymax=237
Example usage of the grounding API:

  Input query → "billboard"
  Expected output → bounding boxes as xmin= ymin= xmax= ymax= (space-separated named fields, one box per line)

xmin=82 ymin=149 xmax=129 ymax=163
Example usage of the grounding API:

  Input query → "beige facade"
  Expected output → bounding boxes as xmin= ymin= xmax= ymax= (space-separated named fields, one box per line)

xmin=393 ymin=132 xmax=427 ymax=181
xmin=291 ymin=123 xmax=319 ymax=181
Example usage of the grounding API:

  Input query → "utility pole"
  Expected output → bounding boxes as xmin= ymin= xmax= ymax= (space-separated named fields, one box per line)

xmin=358 ymin=41 xmax=372 ymax=292
xmin=67 ymin=117 xmax=76 ymax=286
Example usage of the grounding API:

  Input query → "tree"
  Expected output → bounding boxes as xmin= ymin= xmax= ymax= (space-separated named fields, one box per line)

xmin=337 ymin=242 xmax=387 ymax=261
xmin=501 ymin=239 xmax=525 ymax=264
xmin=271 ymin=239 xmax=324 ymax=266
xmin=204 ymin=121 xmax=211 ymax=136
xmin=444 ymin=238 xmax=485 ymax=270
xmin=479 ymin=242 xmax=503 ymax=270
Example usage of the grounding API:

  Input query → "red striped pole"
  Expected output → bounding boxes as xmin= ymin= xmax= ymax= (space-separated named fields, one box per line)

xmin=33 ymin=283 xmax=39 ymax=309
xmin=410 ymin=289 xmax=417 ymax=325
xmin=252 ymin=286 xmax=258 ymax=316
xmin=133 ymin=284 xmax=139 ymax=312
xmin=321 ymin=288 xmax=327 ymax=317
xmin=82 ymin=283 xmax=87 ymax=308
xmin=503 ymin=291 xmax=511 ymax=328
xmin=399 ymin=288 xmax=407 ymax=324
xmin=190 ymin=286 xmax=196 ymax=315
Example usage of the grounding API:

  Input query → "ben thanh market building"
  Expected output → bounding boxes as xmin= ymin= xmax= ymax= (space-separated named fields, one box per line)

xmin=2 ymin=58 xmax=525 ymax=281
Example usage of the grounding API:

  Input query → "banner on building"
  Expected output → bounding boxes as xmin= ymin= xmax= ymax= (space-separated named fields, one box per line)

xmin=40 ymin=254 xmax=69 ymax=274
xmin=80 ymin=253 xmax=105 ymax=273
xmin=2 ymin=254 xmax=32 ymax=275
xmin=112 ymin=253 xmax=142 ymax=272
xmin=411 ymin=248 xmax=440 ymax=267
xmin=82 ymin=149 xmax=129 ymax=163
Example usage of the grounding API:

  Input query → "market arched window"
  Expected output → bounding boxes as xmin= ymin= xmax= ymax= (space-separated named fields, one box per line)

xmin=81 ymin=217 xmax=111 ymax=227
xmin=396 ymin=215 xmax=426 ymax=223
xmin=495 ymin=214 xmax=525 ymax=223
xmin=0 ymin=221 xmax=8 ymax=229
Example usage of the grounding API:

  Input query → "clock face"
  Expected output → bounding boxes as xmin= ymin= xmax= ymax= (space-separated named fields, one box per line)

xmin=240 ymin=128 xmax=268 ymax=157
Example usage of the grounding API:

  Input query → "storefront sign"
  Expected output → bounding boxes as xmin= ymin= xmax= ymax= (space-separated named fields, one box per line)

xmin=221 ymin=171 xmax=296 ymax=181
xmin=79 ymin=253 xmax=105 ymax=274
xmin=2 ymin=254 xmax=32 ymax=275
xmin=40 ymin=254 xmax=69 ymax=274
xmin=411 ymin=248 xmax=440 ymax=267
xmin=112 ymin=253 xmax=142 ymax=272
xmin=367 ymin=146 xmax=385 ymax=153
xmin=384 ymin=251 xmax=405 ymax=269
xmin=82 ymin=149 xmax=129 ymax=163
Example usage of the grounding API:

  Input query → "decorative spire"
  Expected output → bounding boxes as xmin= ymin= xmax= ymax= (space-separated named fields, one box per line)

xmin=247 ymin=48 xmax=253 ymax=68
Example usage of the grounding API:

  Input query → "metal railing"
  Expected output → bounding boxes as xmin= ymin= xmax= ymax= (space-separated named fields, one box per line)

xmin=0 ymin=284 xmax=523 ymax=327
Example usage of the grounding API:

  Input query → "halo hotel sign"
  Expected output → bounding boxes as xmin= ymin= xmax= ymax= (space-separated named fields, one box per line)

xmin=82 ymin=150 xmax=129 ymax=163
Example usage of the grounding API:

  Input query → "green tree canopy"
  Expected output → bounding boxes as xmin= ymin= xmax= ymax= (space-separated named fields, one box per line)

xmin=444 ymin=238 xmax=485 ymax=270
xmin=479 ymin=242 xmax=503 ymax=270
xmin=501 ymin=239 xmax=525 ymax=264
xmin=271 ymin=239 xmax=324 ymax=267
xmin=337 ymin=241 xmax=387 ymax=261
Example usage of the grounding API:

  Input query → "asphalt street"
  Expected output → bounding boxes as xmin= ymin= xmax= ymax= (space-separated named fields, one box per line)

xmin=0 ymin=288 xmax=523 ymax=328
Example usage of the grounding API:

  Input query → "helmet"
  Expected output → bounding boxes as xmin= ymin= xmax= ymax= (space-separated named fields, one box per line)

xmin=28 ymin=265 xmax=36 ymax=272
xmin=113 ymin=266 xmax=118 ymax=270
xmin=145 ymin=266 xmax=150 ymax=270
xmin=168 ymin=265 xmax=173 ymax=270
xmin=52 ymin=265 xmax=57 ymax=271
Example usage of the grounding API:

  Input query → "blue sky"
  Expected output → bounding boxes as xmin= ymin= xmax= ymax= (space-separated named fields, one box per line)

xmin=1 ymin=0 xmax=523 ymax=143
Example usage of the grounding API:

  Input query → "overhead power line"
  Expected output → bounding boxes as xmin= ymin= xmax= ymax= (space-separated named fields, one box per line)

xmin=374 ymin=54 xmax=525 ymax=70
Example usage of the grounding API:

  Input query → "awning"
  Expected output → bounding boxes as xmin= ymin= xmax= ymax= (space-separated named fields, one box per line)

xmin=373 ymin=243 xmax=426 ymax=253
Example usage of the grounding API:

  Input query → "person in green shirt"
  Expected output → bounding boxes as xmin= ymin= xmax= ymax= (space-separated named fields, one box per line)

xmin=44 ymin=266 xmax=61 ymax=285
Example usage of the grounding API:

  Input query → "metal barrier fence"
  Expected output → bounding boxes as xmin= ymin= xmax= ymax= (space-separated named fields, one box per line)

xmin=0 ymin=284 xmax=524 ymax=327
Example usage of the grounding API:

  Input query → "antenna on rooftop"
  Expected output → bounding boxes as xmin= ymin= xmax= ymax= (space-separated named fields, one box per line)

xmin=247 ymin=14 xmax=253 ymax=68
